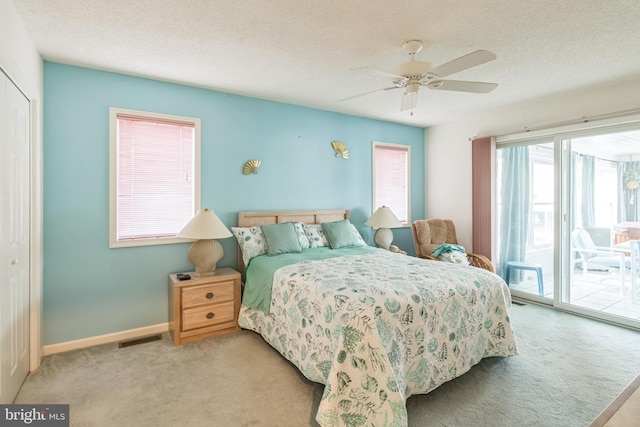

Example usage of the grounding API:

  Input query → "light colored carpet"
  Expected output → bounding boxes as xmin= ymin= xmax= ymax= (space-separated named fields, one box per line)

xmin=15 ymin=304 xmax=640 ymax=427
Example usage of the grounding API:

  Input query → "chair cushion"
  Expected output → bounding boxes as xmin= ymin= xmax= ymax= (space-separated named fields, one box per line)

xmin=413 ymin=219 xmax=459 ymax=257
xmin=428 ymin=219 xmax=450 ymax=245
xmin=572 ymin=228 xmax=597 ymax=260
xmin=587 ymin=256 xmax=631 ymax=270
xmin=412 ymin=220 xmax=434 ymax=257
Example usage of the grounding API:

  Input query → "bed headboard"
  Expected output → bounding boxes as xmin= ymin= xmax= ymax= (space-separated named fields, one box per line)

xmin=236 ymin=209 xmax=350 ymax=274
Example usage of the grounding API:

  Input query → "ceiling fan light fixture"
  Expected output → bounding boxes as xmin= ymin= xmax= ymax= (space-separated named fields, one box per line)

xmin=398 ymin=60 xmax=431 ymax=77
xmin=406 ymin=82 xmax=420 ymax=93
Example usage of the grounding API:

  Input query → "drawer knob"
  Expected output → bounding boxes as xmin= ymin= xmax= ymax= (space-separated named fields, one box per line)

xmin=206 ymin=292 xmax=214 ymax=299
xmin=206 ymin=312 xmax=215 ymax=319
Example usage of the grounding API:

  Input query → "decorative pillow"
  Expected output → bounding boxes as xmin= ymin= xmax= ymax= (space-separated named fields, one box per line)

xmin=321 ymin=219 xmax=368 ymax=249
xmin=294 ymin=222 xmax=310 ymax=250
xmin=232 ymin=226 xmax=267 ymax=266
xmin=349 ymin=223 xmax=368 ymax=247
xmin=261 ymin=222 xmax=303 ymax=256
xmin=303 ymin=223 xmax=330 ymax=248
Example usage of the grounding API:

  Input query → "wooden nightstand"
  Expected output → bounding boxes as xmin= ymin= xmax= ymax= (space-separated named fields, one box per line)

xmin=169 ymin=267 xmax=241 ymax=346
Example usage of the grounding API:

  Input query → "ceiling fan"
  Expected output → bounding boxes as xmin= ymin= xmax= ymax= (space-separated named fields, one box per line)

xmin=342 ymin=40 xmax=498 ymax=113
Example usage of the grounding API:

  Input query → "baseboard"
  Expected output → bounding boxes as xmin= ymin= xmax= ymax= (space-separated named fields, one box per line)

xmin=43 ymin=323 xmax=169 ymax=356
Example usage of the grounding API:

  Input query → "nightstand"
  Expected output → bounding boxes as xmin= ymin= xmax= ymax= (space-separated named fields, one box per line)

xmin=169 ymin=267 xmax=241 ymax=346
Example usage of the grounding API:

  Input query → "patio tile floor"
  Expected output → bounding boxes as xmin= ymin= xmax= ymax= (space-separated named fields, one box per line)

xmin=507 ymin=268 xmax=640 ymax=320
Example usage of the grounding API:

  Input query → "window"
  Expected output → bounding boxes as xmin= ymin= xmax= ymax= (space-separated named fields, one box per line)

xmin=109 ymin=108 xmax=201 ymax=248
xmin=372 ymin=141 xmax=411 ymax=224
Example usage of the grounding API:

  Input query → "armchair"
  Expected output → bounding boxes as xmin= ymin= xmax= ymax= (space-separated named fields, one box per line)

xmin=412 ymin=219 xmax=494 ymax=272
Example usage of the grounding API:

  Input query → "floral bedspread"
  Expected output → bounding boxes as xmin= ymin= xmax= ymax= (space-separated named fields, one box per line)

xmin=238 ymin=250 xmax=518 ymax=427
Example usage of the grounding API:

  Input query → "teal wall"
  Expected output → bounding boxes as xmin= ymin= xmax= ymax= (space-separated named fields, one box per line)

xmin=43 ymin=62 xmax=425 ymax=345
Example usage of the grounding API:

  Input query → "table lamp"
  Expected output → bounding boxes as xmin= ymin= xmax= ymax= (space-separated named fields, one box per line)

xmin=177 ymin=208 xmax=232 ymax=276
xmin=365 ymin=206 xmax=403 ymax=250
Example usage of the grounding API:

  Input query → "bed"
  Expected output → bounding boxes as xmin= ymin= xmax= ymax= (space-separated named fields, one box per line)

xmin=235 ymin=209 xmax=518 ymax=427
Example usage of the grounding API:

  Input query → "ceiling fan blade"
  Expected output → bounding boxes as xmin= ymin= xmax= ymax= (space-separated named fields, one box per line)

xmin=427 ymin=80 xmax=497 ymax=94
xmin=400 ymin=91 xmax=418 ymax=111
xmin=431 ymin=50 xmax=496 ymax=78
xmin=351 ymin=67 xmax=405 ymax=80
xmin=339 ymin=86 xmax=401 ymax=102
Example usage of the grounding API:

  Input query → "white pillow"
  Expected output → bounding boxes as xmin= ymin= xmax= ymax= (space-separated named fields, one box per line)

xmin=349 ymin=223 xmax=368 ymax=247
xmin=232 ymin=226 xmax=267 ymax=266
xmin=302 ymin=223 xmax=330 ymax=248
xmin=294 ymin=222 xmax=310 ymax=249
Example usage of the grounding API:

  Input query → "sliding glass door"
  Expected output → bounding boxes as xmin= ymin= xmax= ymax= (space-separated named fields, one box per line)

xmin=496 ymin=124 xmax=640 ymax=328
xmin=496 ymin=140 xmax=555 ymax=301
xmin=561 ymin=130 xmax=640 ymax=324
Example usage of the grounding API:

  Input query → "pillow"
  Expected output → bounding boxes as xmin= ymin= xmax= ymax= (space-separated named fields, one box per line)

xmin=303 ymin=223 xmax=330 ymax=248
xmin=261 ymin=222 xmax=303 ymax=256
xmin=321 ymin=219 xmax=368 ymax=249
xmin=293 ymin=222 xmax=310 ymax=249
xmin=349 ymin=224 xmax=368 ymax=246
xmin=232 ymin=226 xmax=267 ymax=266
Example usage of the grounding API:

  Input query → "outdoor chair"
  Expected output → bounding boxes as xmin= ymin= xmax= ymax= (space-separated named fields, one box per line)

xmin=629 ymin=240 xmax=640 ymax=304
xmin=571 ymin=228 xmax=630 ymax=287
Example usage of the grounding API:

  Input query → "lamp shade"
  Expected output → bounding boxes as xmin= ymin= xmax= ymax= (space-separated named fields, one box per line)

xmin=177 ymin=208 xmax=232 ymax=239
xmin=365 ymin=206 xmax=403 ymax=229
xmin=177 ymin=208 xmax=231 ymax=276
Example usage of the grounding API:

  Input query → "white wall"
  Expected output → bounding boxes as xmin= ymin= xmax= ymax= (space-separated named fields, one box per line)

xmin=425 ymin=77 xmax=640 ymax=251
xmin=1 ymin=0 xmax=44 ymax=370
xmin=0 ymin=0 xmax=42 ymax=94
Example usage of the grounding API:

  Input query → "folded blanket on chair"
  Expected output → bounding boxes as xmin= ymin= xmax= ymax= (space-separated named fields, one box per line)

xmin=432 ymin=243 xmax=466 ymax=258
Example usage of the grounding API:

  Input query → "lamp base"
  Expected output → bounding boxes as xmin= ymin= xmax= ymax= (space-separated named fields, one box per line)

xmin=187 ymin=239 xmax=224 ymax=276
xmin=374 ymin=228 xmax=393 ymax=250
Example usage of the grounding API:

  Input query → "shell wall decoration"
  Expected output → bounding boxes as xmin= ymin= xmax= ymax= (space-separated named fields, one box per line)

xmin=243 ymin=159 xmax=261 ymax=175
xmin=331 ymin=141 xmax=349 ymax=159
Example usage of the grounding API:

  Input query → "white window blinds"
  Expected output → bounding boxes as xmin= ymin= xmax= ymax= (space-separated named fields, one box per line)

xmin=373 ymin=142 xmax=410 ymax=224
xmin=115 ymin=113 xmax=196 ymax=242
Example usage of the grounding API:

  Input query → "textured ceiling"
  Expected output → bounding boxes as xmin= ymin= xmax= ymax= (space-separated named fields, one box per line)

xmin=10 ymin=0 xmax=640 ymax=127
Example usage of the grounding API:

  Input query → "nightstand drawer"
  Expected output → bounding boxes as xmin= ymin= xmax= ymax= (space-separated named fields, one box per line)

xmin=182 ymin=301 xmax=235 ymax=332
xmin=181 ymin=280 xmax=234 ymax=308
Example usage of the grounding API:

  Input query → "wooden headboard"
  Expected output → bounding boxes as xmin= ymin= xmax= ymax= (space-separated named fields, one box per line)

xmin=236 ymin=209 xmax=349 ymax=274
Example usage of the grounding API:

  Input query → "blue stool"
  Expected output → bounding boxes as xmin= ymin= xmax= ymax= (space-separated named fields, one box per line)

xmin=505 ymin=261 xmax=544 ymax=296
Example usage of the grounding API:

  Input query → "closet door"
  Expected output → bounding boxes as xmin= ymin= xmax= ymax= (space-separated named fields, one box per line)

xmin=0 ymin=70 xmax=30 ymax=404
